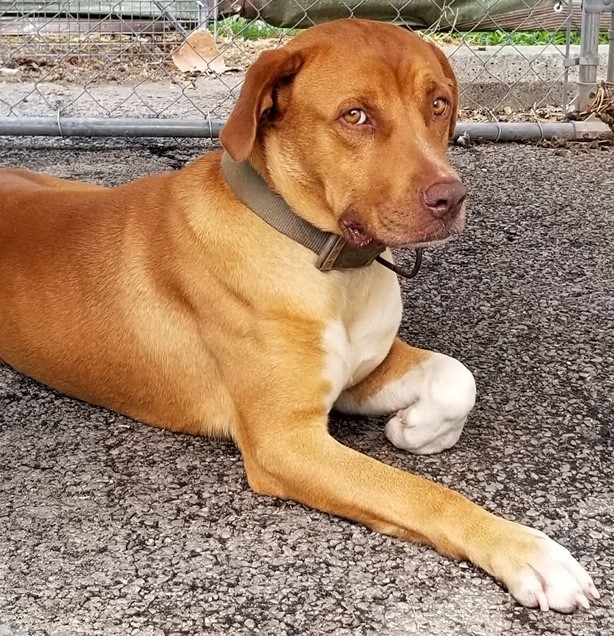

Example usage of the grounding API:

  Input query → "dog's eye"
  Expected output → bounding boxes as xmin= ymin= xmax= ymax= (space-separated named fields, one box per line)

xmin=342 ymin=109 xmax=368 ymax=125
xmin=433 ymin=98 xmax=448 ymax=116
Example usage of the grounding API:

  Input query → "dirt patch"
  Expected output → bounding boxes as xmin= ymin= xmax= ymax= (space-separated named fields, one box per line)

xmin=0 ymin=33 xmax=280 ymax=84
xmin=459 ymin=104 xmax=567 ymax=123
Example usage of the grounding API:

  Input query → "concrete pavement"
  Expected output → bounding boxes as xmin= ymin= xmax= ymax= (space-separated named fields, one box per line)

xmin=0 ymin=138 xmax=612 ymax=635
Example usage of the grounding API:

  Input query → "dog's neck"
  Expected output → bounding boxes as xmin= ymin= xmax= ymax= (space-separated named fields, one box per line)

xmin=220 ymin=152 xmax=385 ymax=272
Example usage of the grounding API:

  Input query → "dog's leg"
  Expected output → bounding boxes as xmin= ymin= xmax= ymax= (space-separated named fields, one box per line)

xmin=239 ymin=411 xmax=597 ymax=613
xmin=335 ymin=338 xmax=476 ymax=454
xmin=320 ymin=337 xmax=598 ymax=611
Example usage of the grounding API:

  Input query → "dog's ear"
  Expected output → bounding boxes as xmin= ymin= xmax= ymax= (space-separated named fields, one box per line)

xmin=427 ymin=42 xmax=459 ymax=140
xmin=220 ymin=47 xmax=307 ymax=162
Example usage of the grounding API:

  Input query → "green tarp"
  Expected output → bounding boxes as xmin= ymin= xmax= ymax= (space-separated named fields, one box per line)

xmin=240 ymin=0 xmax=553 ymax=30
xmin=0 ymin=0 xmax=555 ymax=30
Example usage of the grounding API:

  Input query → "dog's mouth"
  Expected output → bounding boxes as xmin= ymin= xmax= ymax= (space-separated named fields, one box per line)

xmin=339 ymin=215 xmax=463 ymax=250
xmin=391 ymin=221 xmax=463 ymax=248
xmin=339 ymin=218 xmax=379 ymax=249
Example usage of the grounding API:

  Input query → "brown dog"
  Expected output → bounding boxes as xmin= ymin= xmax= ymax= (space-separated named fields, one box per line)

xmin=0 ymin=20 xmax=598 ymax=612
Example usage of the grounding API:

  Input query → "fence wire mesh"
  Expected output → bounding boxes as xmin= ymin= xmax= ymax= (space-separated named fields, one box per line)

xmin=0 ymin=0 xmax=610 ymax=129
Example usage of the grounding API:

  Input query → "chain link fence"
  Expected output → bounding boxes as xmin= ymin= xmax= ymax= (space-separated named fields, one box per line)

xmin=0 ymin=0 xmax=612 ymax=137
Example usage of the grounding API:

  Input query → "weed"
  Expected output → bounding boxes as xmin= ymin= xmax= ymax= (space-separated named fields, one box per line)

xmin=211 ymin=17 xmax=609 ymax=47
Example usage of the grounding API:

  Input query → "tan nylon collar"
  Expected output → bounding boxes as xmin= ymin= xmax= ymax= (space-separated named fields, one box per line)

xmin=221 ymin=152 xmax=386 ymax=271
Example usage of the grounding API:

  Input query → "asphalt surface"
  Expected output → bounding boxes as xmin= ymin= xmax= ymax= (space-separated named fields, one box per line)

xmin=0 ymin=138 xmax=612 ymax=636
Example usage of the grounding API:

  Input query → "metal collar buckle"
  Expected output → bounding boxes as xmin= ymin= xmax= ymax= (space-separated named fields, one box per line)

xmin=316 ymin=235 xmax=386 ymax=271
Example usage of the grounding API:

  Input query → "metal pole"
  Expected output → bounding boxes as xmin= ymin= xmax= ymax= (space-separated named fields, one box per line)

xmin=608 ymin=10 xmax=614 ymax=84
xmin=197 ymin=0 xmax=210 ymax=28
xmin=196 ymin=0 xmax=218 ymax=36
xmin=454 ymin=121 xmax=611 ymax=141
xmin=0 ymin=117 xmax=224 ymax=138
xmin=562 ymin=0 xmax=574 ymax=112
xmin=576 ymin=0 xmax=605 ymax=110
xmin=0 ymin=117 xmax=611 ymax=141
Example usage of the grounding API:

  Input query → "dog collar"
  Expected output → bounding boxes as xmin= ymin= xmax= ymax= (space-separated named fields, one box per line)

xmin=221 ymin=152 xmax=386 ymax=271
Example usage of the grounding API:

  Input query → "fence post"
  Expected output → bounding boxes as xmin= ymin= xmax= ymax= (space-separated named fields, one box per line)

xmin=608 ymin=11 xmax=614 ymax=84
xmin=576 ymin=0 xmax=614 ymax=110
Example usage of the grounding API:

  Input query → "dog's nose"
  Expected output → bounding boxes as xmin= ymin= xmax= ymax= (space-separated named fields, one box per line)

xmin=422 ymin=180 xmax=467 ymax=219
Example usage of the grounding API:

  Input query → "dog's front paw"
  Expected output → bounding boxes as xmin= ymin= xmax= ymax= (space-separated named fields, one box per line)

xmin=384 ymin=353 xmax=475 ymax=454
xmin=491 ymin=522 xmax=599 ymax=613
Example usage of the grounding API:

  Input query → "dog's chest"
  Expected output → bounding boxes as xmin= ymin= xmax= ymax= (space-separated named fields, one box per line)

xmin=322 ymin=266 xmax=402 ymax=409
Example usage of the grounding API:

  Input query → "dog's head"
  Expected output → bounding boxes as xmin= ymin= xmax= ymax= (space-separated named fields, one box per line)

xmin=220 ymin=19 xmax=466 ymax=249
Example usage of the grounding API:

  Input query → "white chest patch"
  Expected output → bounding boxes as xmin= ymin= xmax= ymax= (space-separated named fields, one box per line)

xmin=322 ymin=263 xmax=402 ymax=410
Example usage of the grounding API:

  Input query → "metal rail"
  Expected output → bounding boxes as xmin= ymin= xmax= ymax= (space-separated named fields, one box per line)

xmin=0 ymin=117 xmax=611 ymax=141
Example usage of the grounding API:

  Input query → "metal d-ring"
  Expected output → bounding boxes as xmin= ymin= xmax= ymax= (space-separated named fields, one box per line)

xmin=375 ymin=248 xmax=423 ymax=280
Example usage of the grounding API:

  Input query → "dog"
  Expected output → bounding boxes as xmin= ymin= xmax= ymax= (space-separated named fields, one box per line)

xmin=0 ymin=19 xmax=598 ymax=612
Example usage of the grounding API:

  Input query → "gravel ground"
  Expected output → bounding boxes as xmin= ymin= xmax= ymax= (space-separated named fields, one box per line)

xmin=0 ymin=138 xmax=612 ymax=636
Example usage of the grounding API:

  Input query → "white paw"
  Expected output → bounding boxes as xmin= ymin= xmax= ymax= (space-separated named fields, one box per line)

xmin=385 ymin=353 xmax=476 ymax=454
xmin=495 ymin=523 xmax=599 ymax=613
